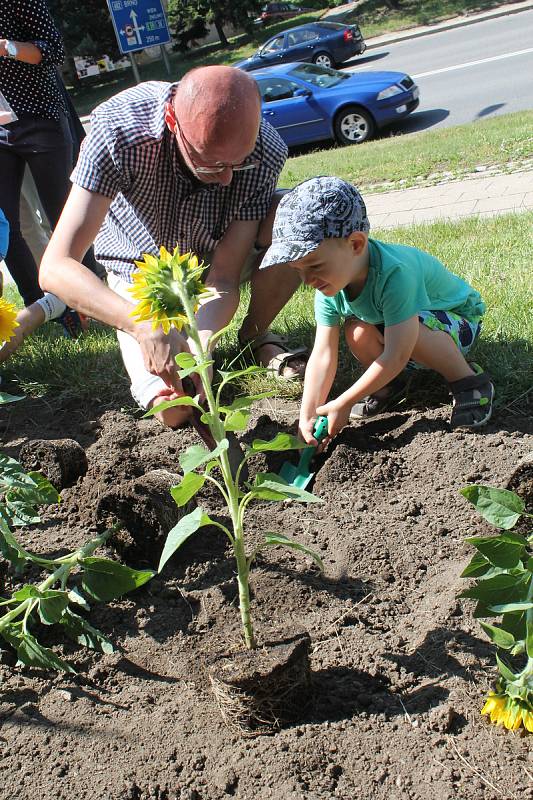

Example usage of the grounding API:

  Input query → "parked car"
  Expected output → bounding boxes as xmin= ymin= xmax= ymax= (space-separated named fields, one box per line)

xmin=252 ymin=62 xmax=420 ymax=145
xmin=256 ymin=3 xmax=313 ymax=26
xmin=236 ymin=21 xmax=366 ymax=72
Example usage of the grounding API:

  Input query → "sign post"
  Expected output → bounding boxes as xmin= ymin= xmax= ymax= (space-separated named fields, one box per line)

xmin=106 ymin=0 xmax=171 ymax=82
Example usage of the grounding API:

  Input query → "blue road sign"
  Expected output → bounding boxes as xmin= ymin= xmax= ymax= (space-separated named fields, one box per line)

xmin=107 ymin=0 xmax=171 ymax=54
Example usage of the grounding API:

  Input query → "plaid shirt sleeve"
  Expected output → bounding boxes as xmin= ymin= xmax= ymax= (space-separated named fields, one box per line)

xmin=71 ymin=109 xmax=126 ymax=199
xmin=236 ymin=121 xmax=287 ymax=221
xmin=235 ymin=172 xmax=280 ymax=221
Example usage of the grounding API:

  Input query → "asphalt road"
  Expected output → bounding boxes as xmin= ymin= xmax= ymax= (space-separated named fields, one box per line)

xmin=342 ymin=9 xmax=533 ymax=136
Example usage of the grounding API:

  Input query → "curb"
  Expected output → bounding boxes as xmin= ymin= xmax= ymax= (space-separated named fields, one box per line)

xmin=353 ymin=1 xmax=533 ymax=50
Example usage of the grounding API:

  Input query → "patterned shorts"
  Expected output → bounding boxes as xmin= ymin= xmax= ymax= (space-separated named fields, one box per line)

xmin=410 ymin=310 xmax=482 ymax=370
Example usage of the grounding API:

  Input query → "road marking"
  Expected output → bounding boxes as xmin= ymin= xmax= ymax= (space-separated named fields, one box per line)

xmin=412 ymin=47 xmax=533 ymax=78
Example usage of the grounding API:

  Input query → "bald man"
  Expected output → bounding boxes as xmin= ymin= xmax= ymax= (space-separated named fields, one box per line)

xmin=40 ymin=66 xmax=306 ymax=427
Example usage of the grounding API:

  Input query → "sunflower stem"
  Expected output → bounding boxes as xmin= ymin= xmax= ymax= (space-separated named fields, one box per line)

xmin=177 ymin=273 xmax=256 ymax=649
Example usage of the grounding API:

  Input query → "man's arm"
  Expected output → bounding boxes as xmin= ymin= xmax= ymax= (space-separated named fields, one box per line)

xmin=193 ymin=217 xmax=261 ymax=352
xmin=40 ymin=185 xmax=189 ymax=393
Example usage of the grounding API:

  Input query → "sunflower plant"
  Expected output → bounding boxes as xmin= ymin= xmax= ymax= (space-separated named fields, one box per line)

xmin=0 ymin=452 xmax=154 ymax=672
xmin=130 ymin=246 xmax=323 ymax=649
xmin=0 ymin=296 xmax=18 ymax=345
xmin=460 ymin=484 xmax=533 ymax=733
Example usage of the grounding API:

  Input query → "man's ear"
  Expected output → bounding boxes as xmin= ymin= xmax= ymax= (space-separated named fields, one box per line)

xmin=347 ymin=231 xmax=367 ymax=255
xmin=164 ymin=102 xmax=176 ymax=133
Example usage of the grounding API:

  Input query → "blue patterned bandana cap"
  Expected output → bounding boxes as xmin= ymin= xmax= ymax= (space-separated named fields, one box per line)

xmin=260 ymin=176 xmax=370 ymax=269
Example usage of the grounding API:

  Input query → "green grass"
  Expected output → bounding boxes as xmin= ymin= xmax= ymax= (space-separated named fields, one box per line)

xmin=340 ymin=0 xmax=513 ymax=39
xmin=281 ymin=111 xmax=533 ymax=191
xmin=3 ymin=212 xmax=532 ymax=414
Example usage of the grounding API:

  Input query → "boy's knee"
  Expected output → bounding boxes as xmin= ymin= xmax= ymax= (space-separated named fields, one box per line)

xmin=344 ymin=318 xmax=376 ymax=345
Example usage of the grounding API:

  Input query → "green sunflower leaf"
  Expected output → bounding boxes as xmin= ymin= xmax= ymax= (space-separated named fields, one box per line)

xmin=250 ymin=433 xmax=307 ymax=452
xmin=59 ymin=609 xmax=114 ymax=654
xmin=460 ymin=485 xmax=524 ymax=529
xmin=158 ymin=507 xmax=213 ymax=573
xmin=170 ymin=473 xmax=205 ymax=507
xmin=479 ymin=621 xmax=516 ymax=650
xmin=263 ymin=532 xmax=324 ymax=570
xmin=80 ymin=558 xmax=154 ymax=602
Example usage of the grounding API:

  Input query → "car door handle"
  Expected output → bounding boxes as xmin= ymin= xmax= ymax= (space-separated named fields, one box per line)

xmin=263 ymin=111 xmax=275 ymax=116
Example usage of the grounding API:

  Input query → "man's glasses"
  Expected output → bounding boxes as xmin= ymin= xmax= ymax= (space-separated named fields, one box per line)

xmin=174 ymin=114 xmax=261 ymax=175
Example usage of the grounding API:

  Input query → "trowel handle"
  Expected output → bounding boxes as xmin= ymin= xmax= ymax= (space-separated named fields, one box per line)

xmin=313 ymin=415 xmax=329 ymax=441
xmin=298 ymin=415 xmax=329 ymax=471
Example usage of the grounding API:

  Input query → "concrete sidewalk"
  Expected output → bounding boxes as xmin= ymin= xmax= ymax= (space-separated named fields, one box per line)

xmin=366 ymin=168 xmax=533 ymax=229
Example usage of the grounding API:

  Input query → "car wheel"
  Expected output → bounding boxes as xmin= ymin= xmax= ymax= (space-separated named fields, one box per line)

xmin=313 ymin=51 xmax=335 ymax=69
xmin=334 ymin=105 xmax=375 ymax=145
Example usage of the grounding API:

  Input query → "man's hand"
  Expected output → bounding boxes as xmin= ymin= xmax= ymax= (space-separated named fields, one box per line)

xmin=315 ymin=399 xmax=351 ymax=440
xmin=134 ymin=321 xmax=190 ymax=394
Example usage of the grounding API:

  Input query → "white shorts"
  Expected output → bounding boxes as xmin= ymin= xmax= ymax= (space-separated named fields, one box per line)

xmin=108 ymin=245 xmax=266 ymax=409
xmin=108 ymin=272 xmax=166 ymax=409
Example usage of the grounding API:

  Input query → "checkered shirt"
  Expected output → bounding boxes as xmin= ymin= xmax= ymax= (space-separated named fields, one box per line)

xmin=71 ymin=81 xmax=288 ymax=281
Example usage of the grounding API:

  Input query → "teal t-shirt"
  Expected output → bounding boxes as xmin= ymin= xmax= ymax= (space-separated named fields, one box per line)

xmin=314 ymin=238 xmax=485 ymax=327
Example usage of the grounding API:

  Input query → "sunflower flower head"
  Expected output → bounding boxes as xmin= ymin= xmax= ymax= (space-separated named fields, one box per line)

xmin=0 ymin=297 xmax=19 ymax=344
xmin=128 ymin=246 xmax=212 ymax=334
xmin=481 ymin=683 xmax=533 ymax=733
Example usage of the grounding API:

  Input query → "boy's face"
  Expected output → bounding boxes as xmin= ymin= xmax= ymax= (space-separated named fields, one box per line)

xmin=287 ymin=235 xmax=365 ymax=296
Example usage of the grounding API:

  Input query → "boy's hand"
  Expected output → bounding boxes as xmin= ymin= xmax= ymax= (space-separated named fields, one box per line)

xmin=298 ymin=417 xmax=319 ymax=446
xmin=316 ymin=400 xmax=350 ymax=439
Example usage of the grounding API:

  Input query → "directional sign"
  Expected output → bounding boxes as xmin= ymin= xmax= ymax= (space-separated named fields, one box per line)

xmin=107 ymin=0 xmax=171 ymax=54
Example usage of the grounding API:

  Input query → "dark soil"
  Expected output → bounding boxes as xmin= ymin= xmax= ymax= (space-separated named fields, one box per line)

xmin=0 ymin=393 xmax=532 ymax=800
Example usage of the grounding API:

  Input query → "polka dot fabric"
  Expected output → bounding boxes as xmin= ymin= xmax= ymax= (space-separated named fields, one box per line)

xmin=0 ymin=0 xmax=66 ymax=119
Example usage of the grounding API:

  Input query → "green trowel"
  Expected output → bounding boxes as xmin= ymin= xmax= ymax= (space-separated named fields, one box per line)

xmin=279 ymin=416 xmax=329 ymax=489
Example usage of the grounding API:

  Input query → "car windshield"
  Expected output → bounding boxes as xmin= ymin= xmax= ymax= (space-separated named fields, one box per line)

xmin=288 ymin=63 xmax=349 ymax=88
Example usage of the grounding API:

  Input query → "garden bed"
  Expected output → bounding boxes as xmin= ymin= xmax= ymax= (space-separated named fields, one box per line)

xmin=0 ymin=393 xmax=531 ymax=800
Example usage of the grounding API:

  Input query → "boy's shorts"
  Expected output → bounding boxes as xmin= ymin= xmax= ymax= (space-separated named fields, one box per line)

xmin=108 ymin=245 xmax=266 ymax=409
xmin=373 ymin=310 xmax=482 ymax=371
xmin=412 ymin=310 xmax=482 ymax=370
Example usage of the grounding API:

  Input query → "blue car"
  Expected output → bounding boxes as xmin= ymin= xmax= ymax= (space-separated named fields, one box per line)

xmin=253 ymin=62 xmax=420 ymax=145
xmin=236 ymin=21 xmax=366 ymax=72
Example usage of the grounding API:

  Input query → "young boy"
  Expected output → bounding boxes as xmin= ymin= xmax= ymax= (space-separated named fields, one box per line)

xmin=259 ymin=177 xmax=494 ymax=445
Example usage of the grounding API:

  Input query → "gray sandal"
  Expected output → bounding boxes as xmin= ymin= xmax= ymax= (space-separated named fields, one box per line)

xmin=239 ymin=330 xmax=308 ymax=380
xmin=350 ymin=372 xmax=411 ymax=419
xmin=449 ymin=368 xmax=494 ymax=429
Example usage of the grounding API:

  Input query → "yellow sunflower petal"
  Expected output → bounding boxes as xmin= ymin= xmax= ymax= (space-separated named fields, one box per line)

xmin=159 ymin=246 xmax=172 ymax=264
xmin=522 ymin=709 xmax=533 ymax=733
xmin=501 ymin=702 xmax=519 ymax=730
xmin=481 ymin=695 xmax=499 ymax=716
xmin=0 ymin=298 xmax=19 ymax=343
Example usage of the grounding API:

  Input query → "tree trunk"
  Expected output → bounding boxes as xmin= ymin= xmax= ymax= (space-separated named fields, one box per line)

xmin=213 ymin=16 xmax=229 ymax=47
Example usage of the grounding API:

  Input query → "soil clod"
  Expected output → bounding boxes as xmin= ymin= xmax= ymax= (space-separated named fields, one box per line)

xmin=19 ymin=437 xmax=88 ymax=490
xmin=208 ymin=631 xmax=312 ymax=736
xmin=95 ymin=469 xmax=187 ymax=560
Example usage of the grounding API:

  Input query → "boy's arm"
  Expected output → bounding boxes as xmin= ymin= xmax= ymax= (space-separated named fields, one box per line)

xmin=299 ymin=324 xmax=340 ymax=445
xmin=317 ymin=316 xmax=419 ymax=436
